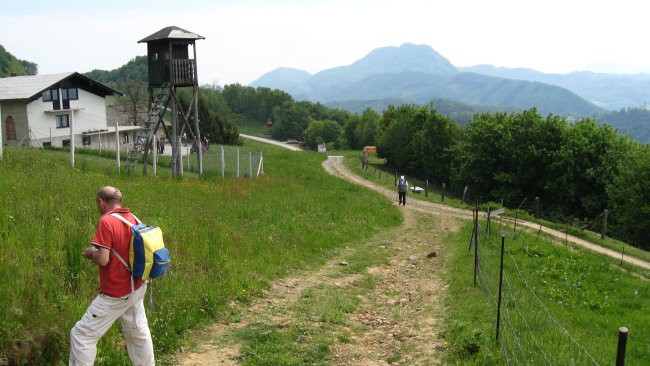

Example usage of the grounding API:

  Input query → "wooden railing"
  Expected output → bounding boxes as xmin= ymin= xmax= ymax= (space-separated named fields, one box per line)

xmin=170 ymin=59 xmax=196 ymax=85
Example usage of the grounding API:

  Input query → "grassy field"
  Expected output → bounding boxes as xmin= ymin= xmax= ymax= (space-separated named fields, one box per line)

xmin=230 ymin=114 xmax=272 ymax=137
xmin=0 ymin=143 xmax=401 ymax=365
xmin=441 ymin=218 xmax=650 ymax=365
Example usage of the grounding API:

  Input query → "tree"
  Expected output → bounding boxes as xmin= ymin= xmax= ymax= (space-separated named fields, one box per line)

xmin=304 ymin=119 xmax=343 ymax=149
xmin=356 ymin=108 xmax=380 ymax=148
xmin=456 ymin=109 xmax=566 ymax=205
xmin=271 ymin=101 xmax=311 ymax=140
xmin=376 ymin=104 xmax=431 ymax=171
xmin=547 ymin=118 xmax=627 ymax=218
xmin=117 ymin=80 xmax=147 ymax=126
xmin=410 ymin=107 xmax=460 ymax=185
xmin=607 ymin=142 xmax=650 ymax=248
xmin=197 ymin=92 xmax=242 ymax=145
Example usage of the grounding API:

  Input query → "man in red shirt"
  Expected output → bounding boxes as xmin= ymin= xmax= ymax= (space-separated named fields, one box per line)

xmin=69 ymin=186 xmax=154 ymax=365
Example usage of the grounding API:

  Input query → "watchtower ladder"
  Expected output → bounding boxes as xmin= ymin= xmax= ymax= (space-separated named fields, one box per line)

xmin=125 ymin=82 xmax=171 ymax=170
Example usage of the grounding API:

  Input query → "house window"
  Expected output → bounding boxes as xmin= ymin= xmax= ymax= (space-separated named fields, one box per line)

xmin=62 ymin=139 xmax=70 ymax=147
xmin=82 ymin=136 xmax=91 ymax=146
xmin=56 ymin=114 xmax=70 ymax=128
xmin=5 ymin=116 xmax=17 ymax=140
xmin=42 ymin=89 xmax=59 ymax=102
xmin=122 ymin=134 xmax=130 ymax=144
xmin=62 ymin=88 xmax=78 ymax=100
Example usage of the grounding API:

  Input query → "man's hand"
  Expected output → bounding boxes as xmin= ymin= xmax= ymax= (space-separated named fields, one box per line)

xmin=83 ymin=247 xmax=97 ymax=260
xmin=82 ymin=246 xmax=110 ymax=266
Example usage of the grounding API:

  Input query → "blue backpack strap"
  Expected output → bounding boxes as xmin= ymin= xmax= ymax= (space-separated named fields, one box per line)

xmin=107 ymin=212 xmax=139 ymax=328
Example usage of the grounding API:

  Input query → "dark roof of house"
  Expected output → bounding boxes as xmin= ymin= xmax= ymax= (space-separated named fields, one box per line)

xmin=0 ymin=72 xmax=123 ymax=101
xmin=138 ymin=26 xmax=205 ymax=43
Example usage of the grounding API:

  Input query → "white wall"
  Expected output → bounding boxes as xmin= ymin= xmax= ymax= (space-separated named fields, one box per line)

xmin=25 ymin=89 xmax=110 ymax=147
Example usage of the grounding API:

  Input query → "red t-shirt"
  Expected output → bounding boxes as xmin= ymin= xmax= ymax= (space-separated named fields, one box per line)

xmin=91 ymin=208 xmax=144 ymax=297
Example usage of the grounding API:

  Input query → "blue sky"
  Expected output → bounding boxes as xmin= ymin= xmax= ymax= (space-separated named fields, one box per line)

xmin=2 ymin=0 xmax=649 ymax=85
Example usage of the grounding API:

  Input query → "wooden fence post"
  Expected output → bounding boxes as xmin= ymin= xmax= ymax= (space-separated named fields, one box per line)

xmin=441 ymin=183 xmax=446 ymax=203
xmin=601 ymin=209 xmax=609 ymax=240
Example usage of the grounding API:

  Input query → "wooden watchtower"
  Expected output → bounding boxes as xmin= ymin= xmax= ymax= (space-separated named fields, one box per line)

xmin=135 ymin=26 xmax=205 ymax=177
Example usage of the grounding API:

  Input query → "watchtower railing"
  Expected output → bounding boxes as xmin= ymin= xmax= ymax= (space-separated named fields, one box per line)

xmin=170 ymin=59 xmax=196 ymax=85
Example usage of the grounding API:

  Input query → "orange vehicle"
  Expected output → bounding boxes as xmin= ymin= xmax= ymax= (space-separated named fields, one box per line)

xmin=363 ymin=146 xmax=377 ymax=154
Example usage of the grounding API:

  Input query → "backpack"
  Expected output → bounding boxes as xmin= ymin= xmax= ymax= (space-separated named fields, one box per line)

xmin=109 ymin=212 xmax=170 ymax=280
xmin=398 ymin=180 xmax=408 ymax=192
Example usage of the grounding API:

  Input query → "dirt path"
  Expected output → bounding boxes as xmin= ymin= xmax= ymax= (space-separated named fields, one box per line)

xmin=240 ymin=134 xmax=304 ymax=151
xmin=176 ymin=155 xmax=650 ymax=365
xmin=176 ymin=157 xmax=465 ymax=365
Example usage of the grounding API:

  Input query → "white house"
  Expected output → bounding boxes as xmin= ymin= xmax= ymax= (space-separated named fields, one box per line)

xmin=0 ymin=72 xmax=139 ymax=151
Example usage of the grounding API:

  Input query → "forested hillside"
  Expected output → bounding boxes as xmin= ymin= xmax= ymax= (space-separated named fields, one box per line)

xmin=85 ymin=55 xmax=148 ymax=85
xmin=0 ymin=45 xmax=37 ymax=77
xmin=595 ymin=107 xmax=650 ymax=143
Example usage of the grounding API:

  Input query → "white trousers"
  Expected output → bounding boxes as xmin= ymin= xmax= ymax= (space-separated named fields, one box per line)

xmin=69 ymin=283 xmax=154 ymax=366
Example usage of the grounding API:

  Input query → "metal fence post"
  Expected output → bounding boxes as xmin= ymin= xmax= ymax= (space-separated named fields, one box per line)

xmin=496 ymin=236 xmax=505 ymax=343
xmin=474 ymin=210 xmax=479 ymax=287
xmin=616 ymin=327 xmax=628 ymax=366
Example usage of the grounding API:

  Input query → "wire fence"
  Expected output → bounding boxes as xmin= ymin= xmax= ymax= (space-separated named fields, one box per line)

xmin=175 ymin=144 xmax=264 ymax=178
xmin=471 ymin=214 xmax=602 ymax=365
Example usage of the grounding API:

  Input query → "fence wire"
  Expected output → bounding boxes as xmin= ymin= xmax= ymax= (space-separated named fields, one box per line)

xmin=183 ymin=145 xmax=264 ymax=178
xmin=474 ymin=222 xmax=600 ymax=365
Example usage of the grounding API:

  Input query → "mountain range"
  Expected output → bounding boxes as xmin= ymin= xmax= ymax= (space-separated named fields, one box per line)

xmin=250 ymin=43 xmax=650 ymax=117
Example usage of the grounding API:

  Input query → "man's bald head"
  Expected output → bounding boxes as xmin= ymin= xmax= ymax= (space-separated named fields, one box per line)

xmin=97 ymin=186 xmax=122 ymax=205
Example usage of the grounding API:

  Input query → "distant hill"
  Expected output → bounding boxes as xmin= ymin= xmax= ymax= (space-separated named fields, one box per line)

xmin=460 ymin=65 xmax=650 ymax=110
xmin=0 ymin=45 xmax=38 ymax=77
xmin=250 ymin=43 xmax=603 ymax=117
xmin=326 ymin=98 xmax=518 ymax=124
xmin=251 ymin=67 xmax=311 ymax=95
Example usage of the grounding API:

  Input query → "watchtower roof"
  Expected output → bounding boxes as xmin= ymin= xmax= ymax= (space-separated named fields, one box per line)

xmin=138 ymin=26 xmax=205 ymax=43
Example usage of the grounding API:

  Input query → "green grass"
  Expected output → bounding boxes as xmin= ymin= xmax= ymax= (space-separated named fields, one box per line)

xmin=510 ymin=210 xmax=650 ymax=264
xmin=441 ymin=218 xmax=650 ymax=365
xmin=0 ymin=143 xmax=401 ymax=364
xmin=231 ymin=114 xmax=272 ymax=137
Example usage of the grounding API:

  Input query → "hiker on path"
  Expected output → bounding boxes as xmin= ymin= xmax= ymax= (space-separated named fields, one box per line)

xmin=397 ymin=175 xmax=409 ymax=206
xmin=69 ymin=186 xmax=154 ymax=366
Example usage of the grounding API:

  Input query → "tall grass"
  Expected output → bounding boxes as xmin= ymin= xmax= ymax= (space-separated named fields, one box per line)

xmin=441 ymin=218 xmax=650 ymax=365
xmin=0 ymin=144 xmax=401 ymax=364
